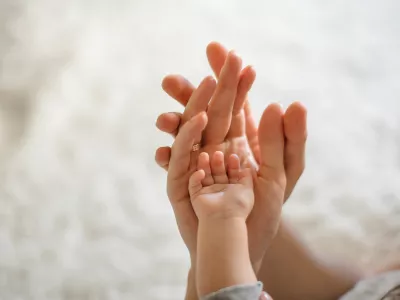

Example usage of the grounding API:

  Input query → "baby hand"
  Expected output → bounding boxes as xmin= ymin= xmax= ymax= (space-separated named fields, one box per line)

xmin=189 ymin=151 xmax=254 ymax=221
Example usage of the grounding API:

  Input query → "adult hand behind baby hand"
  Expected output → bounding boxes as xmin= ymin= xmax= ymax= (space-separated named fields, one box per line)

xmin=189 ymin=151 xmax=254 ymax=221
xmin=157 ymin=42 xmax=307 ymax=272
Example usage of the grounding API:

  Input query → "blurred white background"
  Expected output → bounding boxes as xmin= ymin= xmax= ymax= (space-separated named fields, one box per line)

xmin=0 ymin=0 xmax=399 ymax=299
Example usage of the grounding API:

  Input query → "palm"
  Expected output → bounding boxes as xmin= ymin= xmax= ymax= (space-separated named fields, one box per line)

xmin=204 ymin=126 xmax=284 ymax=266
xmin=167 ymin=131 xmax=253 ymax=252
xmin=168 ymin=103 xmax=285 ymax=264
xmin=162 ymin=43 xmax=296 ymax=270
xmin=192 ymin=184 xmax=245 ymax=218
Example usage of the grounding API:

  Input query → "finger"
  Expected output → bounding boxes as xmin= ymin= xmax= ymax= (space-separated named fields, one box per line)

xmin=233 ymin=66 xmax=256 ymax=115
xmin=169 ymin=112 xmax=208 ymax=181
xmin=227 ymin=65 xmax=256 ymax=138
xmin=189 ymin=169 xmax=205 ymax=199
xmin=283 ymin=101 xmax=307 ymax=200
xmin=155 ymin=146 xmax=171 ymax=171
xmin=197 ymin=152 xmax=214 ymax=186
xmin=210 ymin=151 xmax=229 ymax=184
xmin=204 ymin=51 xmax=242 ymax=144
xmin=181 ymin=76 xmax=216 ymax=125
xmin=156 ymin=112 xmax=182 ymax=137
xmin=162 ymin=74 xmax=195 ymax=106
xmin=227 ymin=154 xmax=240 ymax=183
xmin=244 ymin=100 xmax=260 ymax=163
xmin=184 ymin=78 xmax=217 ymax=166
xmin=257 ymin=103 xmax=285 ymax=187
xmin=206 ymin=41 xmax=229 ymax=78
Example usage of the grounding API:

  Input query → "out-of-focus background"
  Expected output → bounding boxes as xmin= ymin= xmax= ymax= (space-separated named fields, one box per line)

xmin=0 ymin=0 xmax=399 ymax=299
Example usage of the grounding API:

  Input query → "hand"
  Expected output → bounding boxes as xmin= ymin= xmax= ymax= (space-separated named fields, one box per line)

xmin=190 ymin=151 xmax=258 ymax=296
xmin=157 ymin=42 xmax=307 ymax=268
xmin=157 ymin=42 xmax=306 ymax=200
xmin=165 ymin=50 xmax=250 ymax=257
xmin=189 ymin=151 xmax=254 ymax=221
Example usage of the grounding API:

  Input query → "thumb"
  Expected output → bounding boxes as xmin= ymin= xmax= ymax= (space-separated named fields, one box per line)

xmin=168 ymin=112 xmax=208 ymax=180
xmin=257 ymin=103 xmax=285 ymax=181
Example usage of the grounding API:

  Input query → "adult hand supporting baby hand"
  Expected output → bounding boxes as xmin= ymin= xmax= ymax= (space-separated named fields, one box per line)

xmin=158 ymin=42 xmax=366 ymax=300
xmin=157 ymin=42 xmax=307 ymax=201
xmin=156 ymin=42 xmax=307 ymax=267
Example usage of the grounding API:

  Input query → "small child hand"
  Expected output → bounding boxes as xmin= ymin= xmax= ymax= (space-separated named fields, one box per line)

xmin=189 ymin=151 xmax=254 ymax=221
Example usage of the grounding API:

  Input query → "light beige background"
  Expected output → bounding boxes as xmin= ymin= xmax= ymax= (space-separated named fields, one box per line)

xmin=0 ymin=0 xmax=399 ymax=299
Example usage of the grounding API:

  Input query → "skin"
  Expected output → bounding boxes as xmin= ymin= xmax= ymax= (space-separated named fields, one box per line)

xmin=164 ymin=48 xmax=287 ymax=271
xmin=188 ymin=151 xmax=257 ymax=296
xmin=156 ymin=42 xmax=362 ymax=300
xmin=158 ymin=41 xmax=304 ymax=265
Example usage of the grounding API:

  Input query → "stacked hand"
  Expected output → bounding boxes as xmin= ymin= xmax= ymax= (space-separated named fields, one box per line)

xmin=155 ymin=42 xmax=307 ymax=269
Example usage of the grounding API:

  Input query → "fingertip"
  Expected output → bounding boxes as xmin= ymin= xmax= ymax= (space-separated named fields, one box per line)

xmin=155 ymin=112 xmax=181 ymax=133
xmin=207 ymin=41 xmax=223 ymax=52
xmin=284 ymin=101 xmax=307 ymax=123
xmin=228 ymin=50 xmax=243 ymax=68
xmin=198 ymin=151 xmax=209 ymax=166
xmin=198 ymin=169 xmax=206 ymax=178
xmin=155 ymin=145 xmax=170 ymax=156
xmin=206 ymin=41 xmax=226 ymax=59
xmin=287 ymin=101 xmax=307 ymax=112
xmin=161 ymin=74 xmax=173 ymax=91
xmin=271 ymin=102 xmax=285 ymax=114
xmin=227 ymin=153 xmax=240 ymax=171
xmin=155 ymin=146 xmax=171 ymax=168
xmin=161 ymin=74 xmax=194 ymax=106
xmin=204 ymin=75 xmax=216 ymax=82
xmin=260 ymin=103 xmax=285 ymax=128
xmin=248 ymin=65 xmax=256 ymax=78
xmin=155 ymin=113 xmax=168 ymax=129
xmin=213 ymin=150 xmax=225 ymax=161
xmin=199 ymin=151 xmax=209 ymax=158
xmin=203 ymin=75 xmax=217 ymax=88
xmin=155 ymin=114 xmax=163 ymax=129
xmin=188 ymin=111 xmax=207 ymax=127
xmin=229 ymin=153 xmax=239 ymax=164
xmin=229 ymin=153 xmax=238 ymax=160
xmin=284 ymin=101 xmax=308 ymax=142
xmin=241 ymin=65 xmax=256 ymax=83
xmin=206 ymin=41 xmax=228 ymax=77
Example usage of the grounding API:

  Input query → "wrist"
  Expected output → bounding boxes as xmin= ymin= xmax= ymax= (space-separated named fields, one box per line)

xmin=190 ymin=252 xmax=197 ymax=268
xmin=197 ymin=217 xmax=256 ymax=296
xmin=185 ymin=267 xmax=198 ymax=300
xmin=198 ymin=216 xmax=247 ymax=228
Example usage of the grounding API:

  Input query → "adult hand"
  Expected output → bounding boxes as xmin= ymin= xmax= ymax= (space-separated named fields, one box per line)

xmin=157 ymin=42 xmax=307 ymax=268
xmin=157 ymin=42 xmax=307 ymax=201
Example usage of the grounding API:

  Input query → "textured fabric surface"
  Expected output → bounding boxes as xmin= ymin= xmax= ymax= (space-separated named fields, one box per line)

xmin=201 ymin=282 xmax=262 ymax=300
xmin=340 ymin=271 xmax=400 ymax=300
xmin=0 ymin=1 xmax=399 ymax=299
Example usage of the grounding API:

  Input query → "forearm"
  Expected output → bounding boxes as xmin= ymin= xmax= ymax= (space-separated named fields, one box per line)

xmin=259 ymin=219 xmax=363 ymax=300
xmin=197 ymin=218 xmax=257 ymax=297
xmin=185 ymin=266 xmax=198 ymax=300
